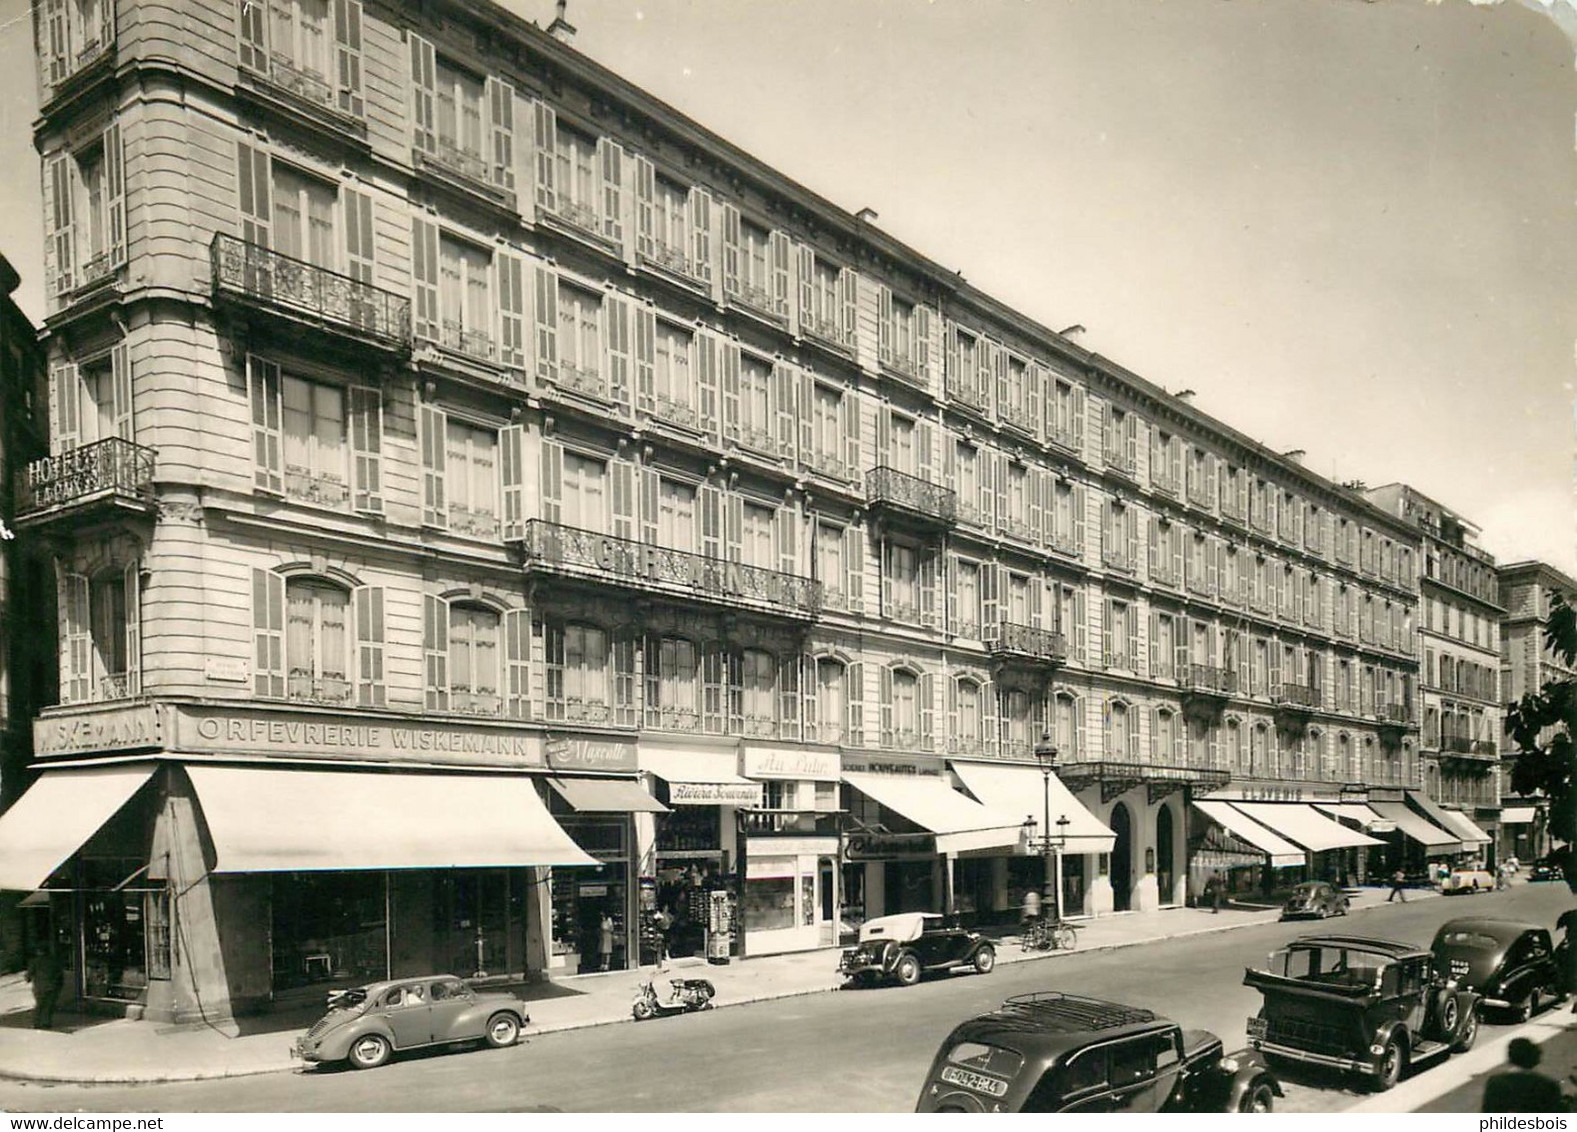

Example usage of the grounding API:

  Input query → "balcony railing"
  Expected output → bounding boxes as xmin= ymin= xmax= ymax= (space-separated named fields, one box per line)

xmin=1184 ymin=664 xmax=1238 ymax=696
xmin=998 ymin=515 xmax=1036 ymax=544
xmin=451 ymin=690 xmax=503 ymax=718
xmin=546 ymin=361 xmax=610 ymax=402
xmin=866 ymin=466 xmax=957 ymax=525
xmin=1047 ymin=422 xmax=1080 ymax=454
xmin=945 ymin=373 xmax=988 ymax=415
xmin=1152 ymin=471 xmax=1181 ymax=497
xmin=19 ymin=437 xmax=155 ymax=517
xmin=545 ymin=197 xmax=604 ymax=238
xmin=1186 ymin=574 xmax=1216 ymax=599
xmin=99 ymin=671 xmax=138 ymax=701
xmin=520 ymin=520 xmax=821 ymax=620
xmin=245 ymin=53 xmax=338 ymax=114
xmin=1102 ymin=546 xmax=1134 ymax=573
xmin=802 ymin=313 xmax=852 ymax=352
xmin=433 ymin=320 xmax=496 ymax=364
xmin=1443 ymin=736 xmax=1498 ymax=757
xmin=640 ymin=238 xmax=696 ymax=281
xmin=726 ymin=280 xmax=783 ymax=321
xmin=646 ymin=707 xmax=703 ymax=734
xmin=288 ymin=673 xmax=353 ymax=706
xmin=986 ymin=621 xmax=1067 ymax=665
xmin=649 ymin=394 xmax=703 ymax=432
xmin=1104 ymin=447 xmax=1137 ymax=478
xmin=1377 ymin=702 xmax=1411 ymax=725
xmin=803 ymin=448 xmax=854 ymax=483
xmin=1047 ymin=529 xmax=1080 ymax=559
xmin=1250 ymin=511 xmax=1273 ymax=536
xmin=1221 ymin=497 xmax=1247 ymax=525
xmin=1186 ymin=480 xmax=1213 ymax=509
xmin=950 ymin=618 xmax=982 ymax=640
xmin=956 ymin=499 xmax=989 ymax=529
xmin=448 ymin=503 xmax=501 ymax=542
xmin=880 ymin=350 xmax=929 ymax=390
xmin=999 ymin=401 xmax=1038 ymax=436
xmin=415 ymin=138 xmax=498 ymax=194
xmin=283 ymin=467 xmax=349 ymax=510
xmin=211 ymin=234 xmax=412 ymax=349
xmin=1152 ymin=560 xmax=1182 ymax=588
xmin=1274 ymin=683 xmax=1320 ymax=709
xmin=545 ymin=697 xmax=617 ymax=726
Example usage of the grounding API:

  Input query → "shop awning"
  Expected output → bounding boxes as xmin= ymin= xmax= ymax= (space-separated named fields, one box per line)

xmin=1313 ymin=802 xmax=1397 ymax=834
xmin=0 ymin=764 xmax=158 ymax=891
xmin=548 ymin=777 xmax=669 ymax=814
xmin=1192 ymin=801 xmax=1305 ymax=868
xmin=1368 ymin=801 xmax=1463 ymax=855
xmin=949 ymin=762 xmax=1115 ymax=854
xmin=843 ymin=772 xmax=1025 ymax=855
xmin=639 ymin=748 xmax=763 ymax=807
xmin=1231 ymin=803 xmax=1384 ymax=853
xmin=184 ymin=766 xmax=597 ymax=872
xmin=1433 ymin=807 xmax=1493 ymax=846
xmin=1502 ymin=807 xmax=1537 ymax=825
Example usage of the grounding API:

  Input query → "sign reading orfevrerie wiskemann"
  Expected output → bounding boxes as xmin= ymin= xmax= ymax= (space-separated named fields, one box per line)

xmin=668 ymin=781 xmax=764 ymax=807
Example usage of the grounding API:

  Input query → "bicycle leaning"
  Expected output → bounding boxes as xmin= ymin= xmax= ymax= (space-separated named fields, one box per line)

xmin=1020 ymin=915 xmax=1080 ymax=952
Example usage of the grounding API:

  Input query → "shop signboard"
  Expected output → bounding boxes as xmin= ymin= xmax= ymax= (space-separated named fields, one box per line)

xmin=1214 ymin=782 xmax=1344 ymax=803
xmin=840 ymin=752 xmax=944 ymax=777
xmin=844 ymin=831 xmax=937 ymax=860
xmin=742 ymin=747 xmax=840 ymax=781
xmin=35 ymin=703 xmax=165 ymax=758
xmin=544 ymin=734 xmax=637 ymax=773
xmin=669 ymin=781 xmax=764 ymax=807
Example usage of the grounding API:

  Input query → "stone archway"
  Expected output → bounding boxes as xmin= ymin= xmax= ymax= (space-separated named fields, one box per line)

xmin=1109 ymin=802 xmax=1134 ymax=912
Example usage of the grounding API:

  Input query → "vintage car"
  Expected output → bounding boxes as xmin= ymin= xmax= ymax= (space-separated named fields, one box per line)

xmin=839 ymin=912 xmax=995 ymax=987
xmin=291 ymin=975 xmax=531 ymax=1070
xmin=1530 ymin=859 xmax=1564 ymax=883
xmin=1244 ymin=934 xmax=1480 ymax=1091
xmin=1279 ymin=881 xmax=1350 ymax=921
xmin=1442 ymin=867 xmax=1496 ymax=895
xmin=915 ymin=991 xmax=1281 ymax=1113
xmin=1430 ymin=918 xmax=1566 ymax=1022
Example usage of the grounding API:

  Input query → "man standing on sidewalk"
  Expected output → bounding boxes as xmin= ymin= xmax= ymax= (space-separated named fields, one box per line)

xmin=1482 ymin=1038 xmax=1569 ymax=1112
xmin=25 ymin=943 xmax=63 ymax=1029
xmin=1387 ymin=868 xmax=1408 ymax=903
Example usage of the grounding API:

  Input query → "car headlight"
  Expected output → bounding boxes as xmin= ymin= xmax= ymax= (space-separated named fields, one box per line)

xmin=1217 ymin=1056 xmax=1240 ymax=1074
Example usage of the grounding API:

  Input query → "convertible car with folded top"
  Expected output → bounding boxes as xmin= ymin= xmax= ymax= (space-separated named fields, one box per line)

xmin=839 ymin=912 xmax=995 ymax=987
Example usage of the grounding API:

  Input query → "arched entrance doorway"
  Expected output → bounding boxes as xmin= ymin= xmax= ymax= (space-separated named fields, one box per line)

xmin=1109 ymin=803 xmax=1133 ymax=912
xmin=1156 ymin=804 xmax=1175 ymax=906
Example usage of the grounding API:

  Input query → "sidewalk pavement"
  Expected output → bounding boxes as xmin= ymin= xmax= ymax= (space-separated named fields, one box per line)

xmin=0 ymin=884 xmax=1436 ymax=1085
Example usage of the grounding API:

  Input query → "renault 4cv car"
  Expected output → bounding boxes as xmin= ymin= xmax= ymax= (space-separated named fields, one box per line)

xmin=1279 ymin=881 xmax=1350 ymax=921
xmin=915 ymin=992 xmax=1280 ymax=1113
xmin=292 ymin=975 xmax=531 ymax=1070
xmin=1430 ymin=918 xmax=1567 ymax=1022
xmin=1243 ymin=935 xmax=1480 ymax=1091
xmin=839 ymin=912 xmax=995 ymax=987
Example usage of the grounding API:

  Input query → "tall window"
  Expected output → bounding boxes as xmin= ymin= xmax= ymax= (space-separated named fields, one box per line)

xmin=890 ymin=669 xmax=918 ymax=747
xmin=442 ymin=419 xmax=499 ymax=539
xmin=815 ymin=658 xmax=846 ymax=744
xmin=1153 ymin=708 xmax=1177 ymax=764
xmin=546 ymin=622 xmax=609 ymax=723
xmin=272 ymin=165 xmax=336 ymax=268
xmin=647 ymin=637 xmax=699 ymax=730
xmin=652 ymin=177 xmax=688 ymax=263
xmin=436 ymin=58 xmax=484 ymax=159
xmin=954 ymin=561 xmax=981 ymax=637
xmin=954 ymin=678 xmax=982 ymax=754
xmin=1054 ymin=692 xmax=1079 ymax=755
xmin=80 ymin=568 xmax=135 ymax=701
xmin=738 ymin=355 xmax=773 ymax=450
xmin=810 ymin=385 xmax=843 ymax=472
xmin=741 ymin=503 xmax=774 ymax=568
xmin=740 ymin=219 xmax=771 ymax=303
xmin=741 ymin=649 xmax=776 ymax=735
xmin=556 ymin=283 xmax=602 ymax=380
xmin=1001 ymin=689 xmax=1035 ymax=757
xmin=448 ymin=605 xmax=500 ymax=715
xmin=887 ymin=543 xmax=920 ymax=623
xmin=561 ymin=451 xmax=606 ymax=531
xmin=281 ymin=376 xmax=348 ymax=507
xmin=438 ymin=235 xmax=492 ymax=355
xmin=654 ymin=323 xmax=693 ymax=414
xmin=287 ymin=579 xmax=350 ymax=704
xmin=659 ymin=479 xmax=697 ymax=553
xmin=1106 ymin=700 xmax=1130 ymax=758
xmin=1228 ymin=719 xmax=1245 ymax=774
xmin=551 ymin=124 xmax=598 ymax=222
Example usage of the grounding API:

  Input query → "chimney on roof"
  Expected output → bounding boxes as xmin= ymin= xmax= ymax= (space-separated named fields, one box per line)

xmin=1284 ymin=449 xmax=1306 ymax=464
xmin=1174 ymin=389 xmax=1196 ymax=403
xmin=856 ymin=207 xmax=878 ymax=223
xmin=548 ymin=0 xmax=576 ymax=43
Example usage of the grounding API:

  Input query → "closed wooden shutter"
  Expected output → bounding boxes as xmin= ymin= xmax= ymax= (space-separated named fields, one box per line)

xmin=839 ymin=266 xmax=858 ymax=348
xmin=633 ymin=154 xmax=655 ymax=261
xmin=532 ymin=98 xmax=557 ymax=211
xmin=844 ymin=524 xmax=863 ymax=613
xmin=353 ymin=584 xmax=385 ymax=707
xmin=123 ymin=562 xmax=141 ymax=697
xmin=343 ymin=186 xmax=374 ymax=283
xmin=424 ymin=594 xmax=449 ymax=710
xmin=348 ymin=385 xmax=382 ymax=513
xmin=487 ymin=76 xmax=515 ymax=191
xmin=597 ymin=137 xmax=623 ymax=243
xmin=334 ymin=0 xmax=364 ymax=117
xmin=238 ymin=0 xmax=267 ymax=70
xmin=499 ymin=423 xmax=525 ymax=540
xmin=610 ymin=455 xmax=635 ymax=541
xmin=843 ymin=386 xmax=861 ymax=473
xmin=110 ymin=343 xmax=132 ymax=441
xmin=688 ymin=186 xmax=713 ymax=285
xmin=495 ymin=249 xmax=526 ymax=370
xmin=606 ymin=290 xmax=633 ymax=411
xmin=720 ymin=337 xmax=740 ymax=441
xmin=720 ymin=202 xmax=741 ymax=299
xmin=251 ymin=568 xmax=284 ymax=699
xmin=769 ymin=230 xmax=792 ymax=320
xmin=633 ymin=301 xmax=656 ymax=411
xmin=420 ymin=403 xmax=446 ymax=527
xmin=49 ymin=361 xmax=79 ymax=455
xmin=504 ymin=609 xmax=530 ymax=720
xmin=531 ymin=262 xmax=557 ymax=379
xmin=772 ymin=360 xmax=795 ymax=459
xmin=246 ymin=355 xmax=281 ymax=492
xmin=847 ymin=662 xmax=864 ymax=746
xmin=876 ymin=284 xmax=892 ymax=363
xmin=539 ymin=438 xmax=562 ymax=524
xmin=410 ymin=215 xmax=439 ymax=340
xmin=409 ymin=32 xmax=437 ymax=153
xmin=104 ymin=120 xmax=126 ymax=268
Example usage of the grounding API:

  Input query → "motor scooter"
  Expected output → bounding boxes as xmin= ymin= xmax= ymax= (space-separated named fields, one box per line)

xmin=631 ymin=967 xmax=716 ymax=1020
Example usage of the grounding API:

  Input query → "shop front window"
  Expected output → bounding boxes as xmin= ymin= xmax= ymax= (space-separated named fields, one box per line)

xmin=80 ymin=856 xmax=153 ymax=1002
xmin=271 ymin=871 xmax=387 ymax=990
xmin=743 ymin=859 xmax=797 ymax=932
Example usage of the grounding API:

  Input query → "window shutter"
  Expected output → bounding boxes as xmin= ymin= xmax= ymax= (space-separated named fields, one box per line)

xmin=982 ymin=560 xmax=999 ymax=635
xmin=1207 ymin=536 xmax=1220 ymax=595
xmin=944 ymin=554 xmax=959 ymax=634
xmin=768 ymin=231 xmax=792 ymax=322
xmin=495 ymin=249 xmax=526 ymax=370
xmin=1071 ymin=383 xmax=1087 ymax=456
xmin=45 ymin=153 xmax=74 ymax=298
xmin=688 ymin=186 xmax=713 ymax=285
xmin=333 ymin=0 xmax=364 ymax=117
xmin=699 ymin=480 xmax=721 ymax=558
xmin=410 ymin=215 xmax=439 ymax=340
xmin=802 ymin=655 xmax=820 ymax=740
xmin=1148 ymin=517 xmax=1159 ymax=578
xmin=772 ymin=360 xmax=795 ymax=460
xmin=343 ymin=186 xmax=374 ymax=283
xmin=526 ymin=96 xmax=557 ymax=210
xmin=123 ymin=561 xmax=141 ymax=697
xmin=876 ymin=284 xmax=892 ymax=363
xmin=1102 ymin=598 xmax=1115 ymax=668
xmin=993 ymin=451 xmax=1008 ymax=530
xmin=1149 ymin=610 xmax=1160 ymax=675
xmin=238 ymin=0 xmax=267 ymax=70
xmin=778 ymin=654 xmax=801 ymax=742
xmin=49 ymin=361 xmax=78 ymax=455
xmin=837 ymin=387 xmax=860 ymax=475
xmin=720 ymin=202 xmax=741 ymax=299
xmin=946 ymin=674 xmax=959 ymax=745
xmin=1026 ymin=362 xmax=1044 ymax=440
xmin=61 ymin=571 xmax=89 ymax=702
xmin=348 ymin=385 xmax=383 ymax=513
xmin=920 ymin=551 xmax=937 ymax=628
xmin=1269 ymin=643 xmax=1281 ymax=694
xmin=640 ymin=465 xmax=659 ymax=545
xmin=530 ymin=262 xmax=558 ymax=380
xmin=777 ymin=500 xmax=797 ymax=575
xmin=597 ymin=136 xmax=623 ymax=242
xmin=499 ymin=423 xmax=525 ymax=540
xmin=720 ymin=338 xmax=740 ymax=441
xmin=246 ymin=354 xmax=281 ymax=492
xmin=916 ymin=304 xmax=936 ymax=384
xmin=1072 ymin=484 xmax=1086 ymax=559
xmin=611 ymin=455 xmax=635 ymax=540
xmin=424 ymin=594 xmax=449 ymax=710
xmin=540 ymin=438 xmax=562 ymax=524
xmin=604 ymin=292 xmax=633 ymax=411
xmin=1175 ymin=625 xmax=1189 ymax=684
xmin=798 ymin=370 xmax=814 ymax=462
xmin=251 ymin=567 xmax=284 ymax=699
xmin=847 ymin=661 xmax=865 ymax=746
xmin=504 ymin=609 xmax=529 ymax=720
xmin=1126 ymin=604 xmax=1139 ymax=673
xmin=839 ymin=266 xmax=858 ymax=348
xmin=353 ymin=584 xmax=385 ymax=707
xmin=1027 ymin=467 xmax=1043 ymax=543
xmin=632 ymin=154 xmax=655 ymax=261
xmin=104 ymin=120 xmax=126 ymax=268
xmin=41 ymin=0 xmax=66 ymax=86
xmin=725 ymin=492 xmax=743 ymax=562
xmin=694 ymin=328 xmax=718 ymax=441
xmin=1125 ymin=506 xmax=1139 ymax=568
xmin=420 ymin=403 xmax=447 ymax=526
xmin=984 ymin=340 xmax=1002 ymax=411
xmin=634 ymin=302 xmax=656 ymax=412
xmin=919 ymin=672 xmax=935 ymax=751
xmin=982 ymin=680 xmax=999 ymax=756
xmin=844 ymin=524 xmax=863 ymax=613
xmin=879 ymin=665 xmax=894 ymax=748
xmin=106 ymin=343 xmax=133 ymax=441
xmin=917 ymin=419 xmax=935 ymax=482
xmin=409 ymin=32 xmax=436 ymax=153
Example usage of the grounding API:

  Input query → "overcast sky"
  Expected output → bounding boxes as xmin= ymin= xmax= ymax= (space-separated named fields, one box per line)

xmin=0 ymin=0 xmax=1571 ymax=576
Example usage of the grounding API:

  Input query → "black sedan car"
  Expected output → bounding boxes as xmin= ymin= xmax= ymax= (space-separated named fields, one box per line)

xmin=916 ymin=992 xmax=1280 ymax=1112
xmin=1279 ymin=881 xmax=1349 ymax=921
xmin=839 ymin=912 xmax=995 ymax=987
xmin=1430 ymin=918 xmax=1567 ymax=1022
xmin=1530 ymin=860 xmax=1565 ymax=883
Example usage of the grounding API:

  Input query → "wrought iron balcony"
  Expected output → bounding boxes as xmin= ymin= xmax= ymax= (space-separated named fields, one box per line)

xmin=1442 ymin=736 xmax=1498 ymax=758
xmin=414 ymin=139 xmax=511 ymax=202
xmin=543 ymin=197 xmax=604 ymax=239
xmin=288 ymin=673 xmax=353 ymax=707
xmin=998 ymin=514 xmax=1036 ymax=544
xmin=545 ymin=697 xmax=616 ymax=726
xmin=246 ymin=53 xmax=337 ymax=114
xmin=803 ymin=448 xmax=854 ymax=483
xmin=986 ymin=621 xmax=1067 ymax=666
xmin=640 ymin=238 xmax=696 ymax=281
xmin=1151 ymin=562 xmax=1182 ymax=588
xmin=945 ymin=373 xmax=988 ymax=415
xmin=1046 ymin=422 xmax=1080 ymax=454
xmin=1152 ymin=471 xmax=1181 ymax=497
xmin=648 ymin=394 xmax=704 ymax=433
xmin=1221 ymin=497 xmax=1247 ymax=525
xmin=999 ymin=401 xmax=1038 ymax=437
xmin=520 ymin=520 xmax=821 ymax=621
xmin=1187 ymin=480 xmax=1213 ymax=509
xmin=1378 ymin=701 xmax=1412 ymax=725
xmin=1056 ymin=759 xmax=1231 ymax=803
xmin=450 ymin=690 xmax=503 ymax=718
xmin=211 ymin=234 xmax=411 ymax=350
xmin=545 ymin=361 xmax=610 ymax=402
xmin=283 ymin=467 xmax=349 ymax=510
xmin=18 ymin=437 xmax=155 ymax=521
xmin=880 ymin=349 xmax=929 ymax=390
xmin=802 ymin=312 xmax=852 ymax=352
xmin=1102 ymin=546 xmax=1135 ymax=573
xmin=429 ymin=320 xmax=497 ymax=364
xmin=1274 ymin=683 xmax=1320 ymax=709
xmin=1186 ymin=574 xmax=1217 ymax=599
xmin=1183 ymin=664 xmax=1238 ymax=697
xmin=866 ymin=466 xmax=957 ymax=528
xmin=1047 ymin=529 xmax=1080 ymax=559
xmin=1104 ymin=447 xmax=1137 ymax=478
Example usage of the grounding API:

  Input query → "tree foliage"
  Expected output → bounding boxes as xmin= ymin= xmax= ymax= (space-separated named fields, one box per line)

xmin=1506 ymin=592 xmax=1577 ymax=894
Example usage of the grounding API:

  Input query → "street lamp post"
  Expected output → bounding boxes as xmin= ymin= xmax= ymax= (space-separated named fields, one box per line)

xmin=1034 ymin=733 xmax=1060 ymax=919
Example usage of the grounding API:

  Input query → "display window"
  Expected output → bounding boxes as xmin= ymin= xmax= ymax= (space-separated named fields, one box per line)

xmin=79 ymin=856 xmax=166 ymax=1002
xmin=270 ymin=871 xmax=387 ymax=990
xmin=743 ymin=857 xmax=797 ymax=932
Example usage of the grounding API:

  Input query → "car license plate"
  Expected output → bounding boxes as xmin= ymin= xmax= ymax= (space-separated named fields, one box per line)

xmin=1246 ymin=1015 xmax=1267 ymax=1040
xmin=940 ymin=1065 xmax=1009 ymax=1097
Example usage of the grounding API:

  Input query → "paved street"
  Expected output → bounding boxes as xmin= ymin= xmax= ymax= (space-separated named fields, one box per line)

xmin=2 ymin=884 xmax=1568 ymax=1113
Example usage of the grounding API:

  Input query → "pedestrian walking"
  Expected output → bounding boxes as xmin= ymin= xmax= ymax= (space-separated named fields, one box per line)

xmin=25 ymin=944 xmax=63 ymax=1030
xmin=1482 ymin=1037 xmax=1570 ymax=1112
xmin=598 ymin=910 xmax=615 ymax=971
xmin=1386 ymin=868 xmax=1408 ymax=903
xmin=1210 ymin=872 xmax=1225 ymax=913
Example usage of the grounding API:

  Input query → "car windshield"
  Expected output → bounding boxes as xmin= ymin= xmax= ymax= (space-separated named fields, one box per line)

xmin=1435 ymin=931 xmax=1499 ymax=951
xmin=1265 ymin=945 xmax=1391 ymax=988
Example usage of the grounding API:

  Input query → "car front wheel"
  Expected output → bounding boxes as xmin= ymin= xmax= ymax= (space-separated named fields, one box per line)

xmin=1373 ymin=1038 xmax=1405 ymax=1092
xmin=893 ymin=953 xmax=921 ymax=987
xmin=1239 ymin=1079 xmax=1276 ymax=1113
xmin=973 ymin=945 xmax=996 ymax=975
xmin=486 ymin=1013 xmax=520 ymax=1049
xmin=348 ymin=1033 xmax=391 ymax=1071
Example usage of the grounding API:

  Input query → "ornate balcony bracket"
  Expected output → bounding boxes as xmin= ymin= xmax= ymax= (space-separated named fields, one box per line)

xmin=1148 ymin=780 xmax=1186 ymax=806
xmin=986 ymin=621 xmax=1067 ymax=675
xmin=1056 ymin=760 xmax=1227 ymax=804
xmin=1180 ymin=664 xmax=1237 ymax=722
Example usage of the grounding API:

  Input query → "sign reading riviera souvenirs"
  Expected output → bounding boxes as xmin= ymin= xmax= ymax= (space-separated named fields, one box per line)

xmin=668 ymin=781 xmax=764 ymax=807
xmin=171 ymin=705 xmax=544 ymax=766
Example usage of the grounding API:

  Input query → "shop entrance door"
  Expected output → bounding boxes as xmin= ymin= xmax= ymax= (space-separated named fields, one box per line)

xmin=435 ymin=870 xmax=513 ymax=979
xmin=1110 ymin=804 xmax=1134 ymax=912
xmin=1156 ymin=805 xmax=1176 ymax=906
xmin=819 ymin=860 xmax=837 ymax=946
xmin=1062 ymin=854 xmax=1086 ymax=917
